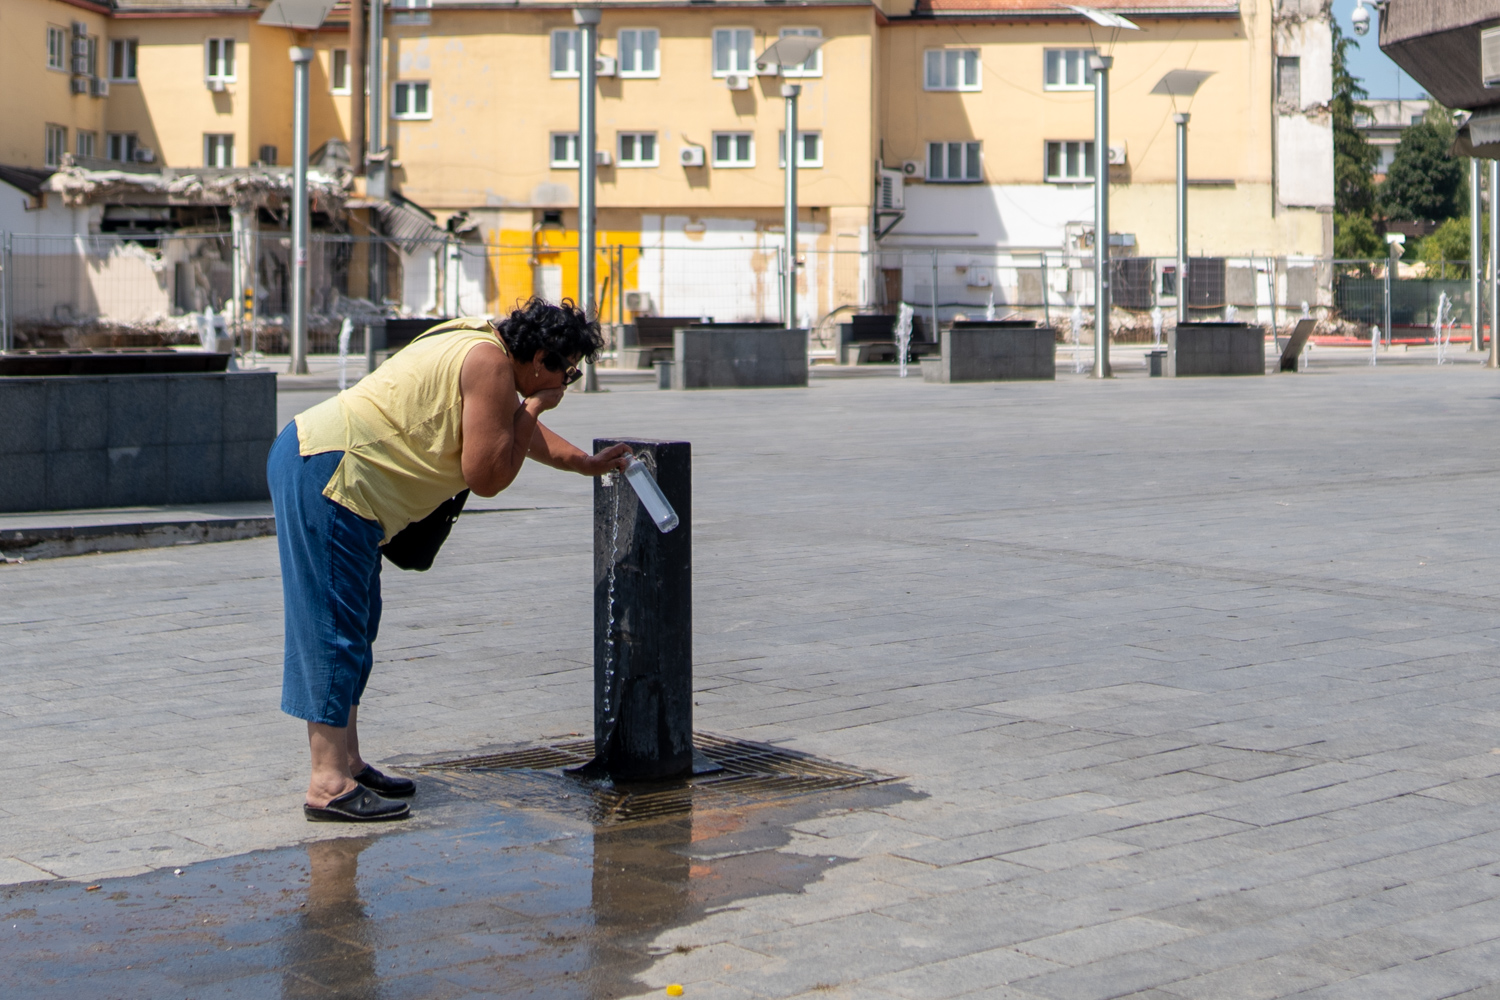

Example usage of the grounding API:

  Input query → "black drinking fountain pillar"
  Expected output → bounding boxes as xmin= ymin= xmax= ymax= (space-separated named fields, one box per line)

xmin=579 ymin=438 xmax=708 ymax=781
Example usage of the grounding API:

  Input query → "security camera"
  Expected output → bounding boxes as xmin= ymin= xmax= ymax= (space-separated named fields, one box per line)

xmin=1351 ymin=1 xmax=1370 ymax=37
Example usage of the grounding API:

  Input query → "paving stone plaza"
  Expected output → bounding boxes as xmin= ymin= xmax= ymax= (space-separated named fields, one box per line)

xmin=5 ymin=362 xmax=1500 ymax=998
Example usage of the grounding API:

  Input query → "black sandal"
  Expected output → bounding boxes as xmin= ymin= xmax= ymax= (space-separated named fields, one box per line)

xmin=304 ymin=786 xmax=410 ymax=823
xmin=353 ymin=764 xmax=416 ymax=798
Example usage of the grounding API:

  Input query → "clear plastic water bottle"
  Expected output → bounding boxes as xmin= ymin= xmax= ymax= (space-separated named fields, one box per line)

xmin=623 ymin=456 xmax=679 ymax=533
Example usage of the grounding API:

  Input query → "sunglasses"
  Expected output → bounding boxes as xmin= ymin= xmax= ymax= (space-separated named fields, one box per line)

xmin=561 ymin=363 xmax=583 ymax=386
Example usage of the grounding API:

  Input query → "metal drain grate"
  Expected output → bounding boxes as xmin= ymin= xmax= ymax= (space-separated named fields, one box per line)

xmin=415 ymin=732 xmax=892 ymax=824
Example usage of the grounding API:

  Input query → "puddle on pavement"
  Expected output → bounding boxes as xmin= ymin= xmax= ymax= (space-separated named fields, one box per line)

xmin=2 ymin=740 xmax=918 ymax=999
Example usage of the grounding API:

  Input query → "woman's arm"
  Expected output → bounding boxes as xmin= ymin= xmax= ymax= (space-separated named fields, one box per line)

xmin=459 ymin=343 xmax=559 ymax=497
xmin=527 ymin=422 xmax=630 ymax=475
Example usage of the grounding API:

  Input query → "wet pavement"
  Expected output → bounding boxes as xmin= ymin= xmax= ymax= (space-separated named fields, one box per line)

xmin=3 ymin=761 xmax=913 ymax=999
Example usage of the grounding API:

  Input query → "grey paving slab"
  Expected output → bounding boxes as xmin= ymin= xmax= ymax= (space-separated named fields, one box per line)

xmin=7 ymin=368 xmax=1500 ymax=997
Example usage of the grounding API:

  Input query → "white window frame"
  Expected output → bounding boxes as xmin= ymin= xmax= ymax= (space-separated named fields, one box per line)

xmin=778 ymin=27 xmax=822 ymax=78
xmin=712 ymin=131 xmax=755 ymax=168
xmin=551 ymin=29 xmax=580 ymax=78
xmin=927 ymin=140 xmax=982 ymax=183
xmin=204 ymin=133 xmax=234 ymax=168
xmin=205 ymin=37 xmax=235 ymax=82
xmin=924 ymin=49 xmax=980 ymax=91
xmin=45 ymin=124 xmax=67 ymax=168
xmin=1044 ymin=140 xmax=1094 ymax=183
xmin=76 ymin=130 xmax=97 ymax=159
xmin=550 ymin=131 xmax=580 ymax=168
xmin=110 ymin=38 xmax=138 ymax=82
xmin=330 ymin=48 xmax=350 ymax=93
xmin=86 ymin=36 xmax=99 ymax=79
xmin=392 ymin=81 xmax=431 ymax=119
xmin=47 ymin=25 xmax=66 ymax=72
xmin=1043 ymin=49 xmax=1095 ymax=90
xmin=107 ymin=132 xmax=137 ymax=163
xmin=712 ymin=27 xmax=754 ymax=77
xmin=391 ymin=0 xmax=432 ymax=25
xmin=617 ymin=28 xmax=659 ymax=78
xmin=616 ymin=131 xmax=659 ymax=167
xmin=778 ymin=130 xmax=823 ymax=169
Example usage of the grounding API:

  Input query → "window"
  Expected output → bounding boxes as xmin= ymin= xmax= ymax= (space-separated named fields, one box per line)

xmin=1410 ymin=113 xmax=1424 ymax=125
xmin=76 ymin=130 xmax=96 ymax=159
xmin=1044 ymin=49 xmax=1095 ymax=90
xmin=258 ymin=144 xmax=279 ymax=165
xmin=86 ymin=36 xmax=99 ymax=78
xmin=391 ymin=0 xmax=431 ymax=25
xmin=928 ymin=140 xmax=982 ymax=182
xmin=551 ymin=132 xmax=580 ymax=168
xmin=713 ymin=28 xmax=754 ymax=76
xmin=617 ymin=131 xmax=658 ymax=167
xmin=108 ymin=132 xmax=138 ymax=162
xmin=924 ymin=49 xmax=980 ymax=91
xmin=331 ymin=48 xmax=350 ymax=93
xmin=1044 ymin=140 xmax=1094 ymax=182
xmin=712 ymin=131 xmax=754 ymax=167
xmin=205 ymin=38 xmax=235 ymax=82
xmin=778 ymin=130 xmax=823 ymax=168
xmin=1277 ymin=55 xmax=1300 ymax=107
xmin=45 ymin=125 xmax=67 ymax=168
xmin=47 ymin=25 xmax=66 ymax=71
xmin=618 ymin=29 xmax=659 ymax=77
xmin=552 ymin=29 xmax=579 ymax=77
xmin=110 ymin=38 xmax=137 ymax=81
xmin=392 ymin=81 xmax=430 ymax=119
xmin=779 ymin=27 xmax=822 ymax=77
xmin=204 ymin=133 xmax=234 ymax=167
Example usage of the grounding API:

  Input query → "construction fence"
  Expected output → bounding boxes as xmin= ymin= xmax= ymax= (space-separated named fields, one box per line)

xmin=0 ymin=230 xmax=1475 ymax=355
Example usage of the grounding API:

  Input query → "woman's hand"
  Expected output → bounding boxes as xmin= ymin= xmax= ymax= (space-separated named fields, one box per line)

xmin=523 ymin=387 xmax=566 ymax=415
xmin=576 ymin=443 xmax=633 ymax=477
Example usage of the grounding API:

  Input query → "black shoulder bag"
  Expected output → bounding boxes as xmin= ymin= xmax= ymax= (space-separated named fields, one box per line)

xmin=379 ymin=317 xmax=494 ymax=571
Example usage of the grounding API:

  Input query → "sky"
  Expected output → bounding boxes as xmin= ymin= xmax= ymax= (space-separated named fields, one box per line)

xmin=1333 ymin=0 xmax=1423 ymax=100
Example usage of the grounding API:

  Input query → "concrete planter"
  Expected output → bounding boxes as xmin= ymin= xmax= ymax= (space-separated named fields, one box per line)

xmin=0 ymin=371 xmax=276 ymax=513
xmin=920 ymin=323 xmax=1057 ymax=383
xmin=1168 ymin=322 xmax=1266 ymax=376
xmin=671 ymin=324 xmax=807 ymax=389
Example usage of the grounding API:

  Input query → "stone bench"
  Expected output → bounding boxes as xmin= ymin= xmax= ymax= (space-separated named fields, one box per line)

xmin=0 ymin=371 xmax=276 ymax=512
xmin=920 ymin=322 xmax=1057 ymax=382
xmin=671 ymin=324 xmax=808 ymax=389
xmin=1169 ymin=322 xmax=1266 ymax=376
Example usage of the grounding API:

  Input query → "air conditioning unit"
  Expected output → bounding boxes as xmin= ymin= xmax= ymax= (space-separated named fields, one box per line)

xmin=133 ymin=146 xmax=155 ymax=163
xmin=1484 ymin=26 xmax=1500 ymax=87
xmin=725 ymin=73 xmax=751 ymax=91
xmin=679 ymin=144 xmax=705 ymax=167
xmin=73 ymin=56 xmax=90 ymax=75
xmin=901 ymin=159 xmax=924 ymax=180
xmin=624 ymin=290 xmax=654 ymax=313
xmin=595 ymin=56 xmax=617 ymax=77
xmin=71 ymin=76 xmax=89 ymax=95
xmin=207 ymin=79 xmax=226 ymax=92
xmin=1107 ymin=143 xmax=1127 ymax=165
xmin=878 ymin=167 xmax=904 ymax=210
xmin=73 ymin=38 xmax=89 ymax=56
xmin=91 ymin=77 xmax=109 ymax=98
xmin=72 ymin=21 xmax=87 ymax=37
xmin=595 ymin=149 xmax=613 ymax=166
xmin=755 ymin=61 xmax=779 ymax=76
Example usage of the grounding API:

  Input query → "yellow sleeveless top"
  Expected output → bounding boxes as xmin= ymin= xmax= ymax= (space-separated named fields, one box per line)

xmin=294 ymin=317 xmax=509 ymax=542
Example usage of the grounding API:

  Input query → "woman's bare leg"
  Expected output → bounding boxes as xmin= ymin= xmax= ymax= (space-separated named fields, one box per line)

xmin=307 ymin=721 xmax=359 ymax=807
xmin=346 ymin=705 xmax=367 ymax=775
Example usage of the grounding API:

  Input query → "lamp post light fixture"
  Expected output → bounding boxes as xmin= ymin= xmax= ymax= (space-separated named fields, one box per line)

xmin=1150 ymin=70 xmax=1213 ymax=326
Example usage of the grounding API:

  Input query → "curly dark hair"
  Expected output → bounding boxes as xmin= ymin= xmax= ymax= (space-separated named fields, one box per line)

xmin=495 ymin=297 xmax=604 ymax=371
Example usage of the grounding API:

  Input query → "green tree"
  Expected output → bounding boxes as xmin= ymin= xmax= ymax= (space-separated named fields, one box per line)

xmin=1335 ymin=211 xmax=1384 ymax=259
xmin=1332 ymin=18 xmax=1378 ymax=217
xmin=1417 ymin=215 xmax=1479 ymax=278
xmin=1380 ymin=104 xmax=1466 ymax=222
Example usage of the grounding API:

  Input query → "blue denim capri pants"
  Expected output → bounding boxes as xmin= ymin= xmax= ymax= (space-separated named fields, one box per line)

xmin=267 ymin=422 xmax=386 ymax=727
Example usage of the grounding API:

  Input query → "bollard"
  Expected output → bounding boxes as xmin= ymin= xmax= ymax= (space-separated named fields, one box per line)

xmin=585 ymin=438 xmax=695 ymax=781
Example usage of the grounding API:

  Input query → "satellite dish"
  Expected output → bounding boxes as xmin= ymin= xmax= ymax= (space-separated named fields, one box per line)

xmin=1065 ymin=5 xmax=1141 ymax=30
xmin=755 ymin=36 xmax=827 ymax=73
xmin=1150 ymin=70 xmax=1215 ymax=97
xmin=259 ymin=0 xmax=337 ymax=30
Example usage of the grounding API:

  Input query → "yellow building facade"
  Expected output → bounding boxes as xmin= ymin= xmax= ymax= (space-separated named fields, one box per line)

xmin=2 ymin=0 xmax=1333 ymax=326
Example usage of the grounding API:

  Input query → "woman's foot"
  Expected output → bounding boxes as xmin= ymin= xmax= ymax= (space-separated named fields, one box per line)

xmin=352 ymin=764 xmax=416 ymax=798
xmin=304 ymin=786 xmax=410 ymax=823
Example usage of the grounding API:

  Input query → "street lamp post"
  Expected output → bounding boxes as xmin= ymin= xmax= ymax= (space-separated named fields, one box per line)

xmin=782 ymin=83 xmax=800 ymax=330
xmin=1175 ymin=112 xmax=1190 ymax=325
xmin=289 ymin=45 xmax=313 ymax=375
xmin=1491 ymin=159 xmax=1499 ymax=368
xmin=574 ymin=8 xmax=601 ymax=390
xmin=1473 ymin=158 xmax=1484 ymax=351
xmin=1090 ymin=53 xmax=1112 ymax=378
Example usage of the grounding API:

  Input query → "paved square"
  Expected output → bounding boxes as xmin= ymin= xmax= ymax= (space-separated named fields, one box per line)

xmin=4 ymin=363 xmax=1500 ymax=998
